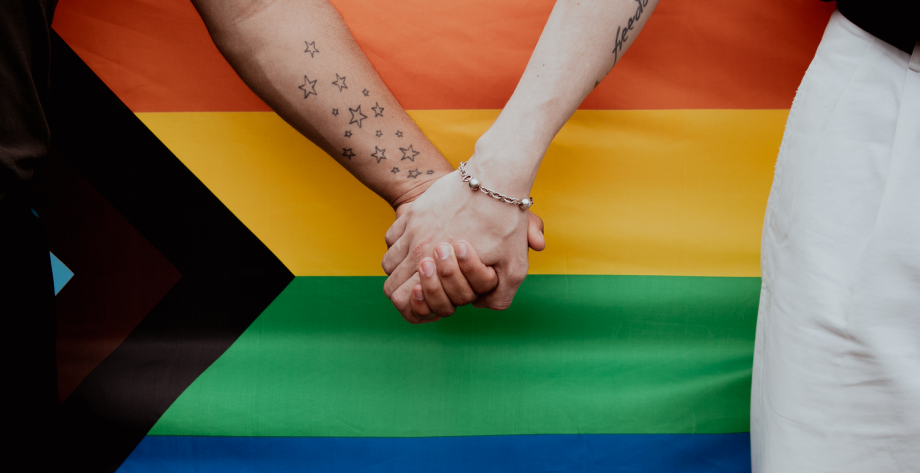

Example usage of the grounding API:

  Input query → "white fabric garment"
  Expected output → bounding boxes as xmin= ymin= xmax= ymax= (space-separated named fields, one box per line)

xmin=752 ymin=10 xmax=920 ymax=473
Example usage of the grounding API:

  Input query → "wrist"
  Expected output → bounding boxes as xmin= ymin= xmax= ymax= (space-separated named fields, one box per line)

xmin=390 ymin=167 xmax=451 ymax=212
xmin=468 ymin=131 xmax=545 ymax=197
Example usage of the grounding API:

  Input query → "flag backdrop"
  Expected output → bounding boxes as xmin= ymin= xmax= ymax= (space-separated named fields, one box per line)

xmin=42 ymin=0 xmax=836 ymax=471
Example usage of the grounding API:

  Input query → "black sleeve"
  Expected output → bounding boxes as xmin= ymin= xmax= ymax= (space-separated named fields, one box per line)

xmin=832 ymin=0 xmax=919 ymax=54
xmin=0 ymin=0 xmax=57 ymax=197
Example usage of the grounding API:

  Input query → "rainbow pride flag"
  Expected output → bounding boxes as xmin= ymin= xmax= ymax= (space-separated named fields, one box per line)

xmin=44 ymin=1 xmax=836 ymax=470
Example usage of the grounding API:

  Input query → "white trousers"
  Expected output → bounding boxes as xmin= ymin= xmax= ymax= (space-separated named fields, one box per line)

xmin=752 ymin=10 xmax=920 ymax=473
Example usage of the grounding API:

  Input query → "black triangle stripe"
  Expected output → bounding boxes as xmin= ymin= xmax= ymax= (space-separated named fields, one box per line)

xmin=48 ymin=31 xmax=294 ymax=471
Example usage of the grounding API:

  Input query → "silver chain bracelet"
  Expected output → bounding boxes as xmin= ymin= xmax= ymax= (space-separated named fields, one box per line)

xmin=458 ymin=161 xmax=534 ymax=210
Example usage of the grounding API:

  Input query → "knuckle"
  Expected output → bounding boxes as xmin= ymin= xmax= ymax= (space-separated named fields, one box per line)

xmin=435 ymin=306 xmax=456 ymax=318
xmin=488 ymin=300 xmax=512 ymax=311
xmin=438 ymin=264 xmax=455 ymax=278
xmin=471 ymin=283 xmax=492 ymax=295
xmin=383 ymin=279 xmax=397 ymax=298
xmin=456 ymin=293 xmax=476 ymax=306
xmin=390 ymin=291 xmax=405 ymax=310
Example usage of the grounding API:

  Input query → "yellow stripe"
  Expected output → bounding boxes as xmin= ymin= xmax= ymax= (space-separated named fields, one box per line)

xmin=137 ymin=110 xmax=784 ymax=277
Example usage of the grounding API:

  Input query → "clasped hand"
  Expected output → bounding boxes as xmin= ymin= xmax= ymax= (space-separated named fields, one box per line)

xmin=383 ymin=169 xmax=544 ymax=324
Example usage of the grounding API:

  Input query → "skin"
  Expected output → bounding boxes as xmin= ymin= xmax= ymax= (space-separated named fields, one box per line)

xmin=387 ymin=0 xmax=661 ymax=319
xmin=191 ymin=0 xmax=546 ymax=323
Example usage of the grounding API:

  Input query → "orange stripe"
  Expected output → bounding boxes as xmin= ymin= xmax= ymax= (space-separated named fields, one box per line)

xmin=53 ymin=0 xmax=834 ymax=112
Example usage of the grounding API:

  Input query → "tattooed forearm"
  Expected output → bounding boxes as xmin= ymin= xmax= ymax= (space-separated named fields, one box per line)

xmin=194 ymin=0 xmax=457 ymax=206
xmin=612 ymin=0 xmax=649 ymax=65
xmin=293 ymin=42 xmax=450 ymax=183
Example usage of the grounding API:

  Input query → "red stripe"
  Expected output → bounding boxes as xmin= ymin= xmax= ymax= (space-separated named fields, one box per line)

xmin=53 ymin=0 xmax=834 ymax=112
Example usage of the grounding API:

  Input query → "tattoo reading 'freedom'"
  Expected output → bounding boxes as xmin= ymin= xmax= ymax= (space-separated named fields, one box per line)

xmin=612 ymin=0 xmax=649 ymax=65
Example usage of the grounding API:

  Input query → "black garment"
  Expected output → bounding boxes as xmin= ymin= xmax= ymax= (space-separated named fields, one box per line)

xmin=830 ymin=0 xmax=919 ymax=54
xmin=0 ymin=192 xmax=58 ymax=469
xmin=0 ymin=0 xmax=57 ymax=197
xmin=1 ymin=1 xmax=60 ymax=468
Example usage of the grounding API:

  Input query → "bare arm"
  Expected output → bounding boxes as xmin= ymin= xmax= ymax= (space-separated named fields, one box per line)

xmin=472 ymin=0 xmax=660 ymax=191
xmin=191 ymin=0 xmax=453 ymax=208
xmin=384 ymin=0 xmax=660 ymax=314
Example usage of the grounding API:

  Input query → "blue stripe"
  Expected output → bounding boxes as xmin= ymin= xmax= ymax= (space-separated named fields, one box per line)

xmin=119 ymin=434 xmax=750 ymax=472
xmin=49 ymin=252 xmax=74 ymax=295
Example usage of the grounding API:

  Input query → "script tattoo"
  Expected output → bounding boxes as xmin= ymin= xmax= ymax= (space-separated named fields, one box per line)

xmin=333 ymin=73 xmax=347 ymax=92
xmin=612 ymin=0 xmax=649 ymax=65
xmin=371 ymin=146 xmax=386 ymax=163
xmin=299 ymin=75 xmax=318 ymax=98
xmin=349 ymin=105 xmax=367 ymax=128
xmin=371 ymin=102 xmax=384 ymax=117
xmin=342 ymin=148 xmax=355 ymax=159
xmin=399 ymin=145 xmax=420 ymax=162
xmin=304 ymin=41 xmax=319 ymax=58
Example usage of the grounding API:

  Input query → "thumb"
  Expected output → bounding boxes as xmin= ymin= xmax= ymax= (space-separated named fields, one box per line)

xmin=527 ymin=212 xmax=545 ymax=251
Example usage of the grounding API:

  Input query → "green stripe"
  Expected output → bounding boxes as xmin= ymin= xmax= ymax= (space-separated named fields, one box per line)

xmin=151 ymin=275 xmax=758 ymax=437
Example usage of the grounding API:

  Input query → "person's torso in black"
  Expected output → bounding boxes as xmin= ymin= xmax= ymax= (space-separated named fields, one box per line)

xmin=0 ymin=0 xmax=57 ymax=198
xmin=831 ymin=0 xmax=919 ymax=54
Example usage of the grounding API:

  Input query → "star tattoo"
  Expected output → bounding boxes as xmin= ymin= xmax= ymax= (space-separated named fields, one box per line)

xmin=332 ymin=108 xmax=339 ymax=116
xmin=371 ymin=146 xmax=386 ymax=163
xmin=344 ymin=130 xmax=352 ymax=138
xmin=407 ymin=169 xmax=421 ymax=179
xmin=391 ymin=167 xmax=400 ymax=174
xmin=342 ymin=148 xmax=355 ymax=160
xmin=298 ymin=75 xmax=317 ymax=99
xmin=332 ymin=73 xmax=347 ymax=92
xmin=304 ymin=41 xmax=319 ymax=58
xmin=395 ymin=130 xmax=403 ymax=138
xmin=399 ymin=145 xmax=420 ymax=162
xmin=426 ymin=170 xmax=435 ymax=175
xmin=375 ymin=130 xmax=383 ymax=137
xmin=348 ymin=105 xmax=367 ymax=128
xmin=362 ymin=88 xmax=370 ymax=97
xmin=371 ymin=102 xmax=384 ymax=117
